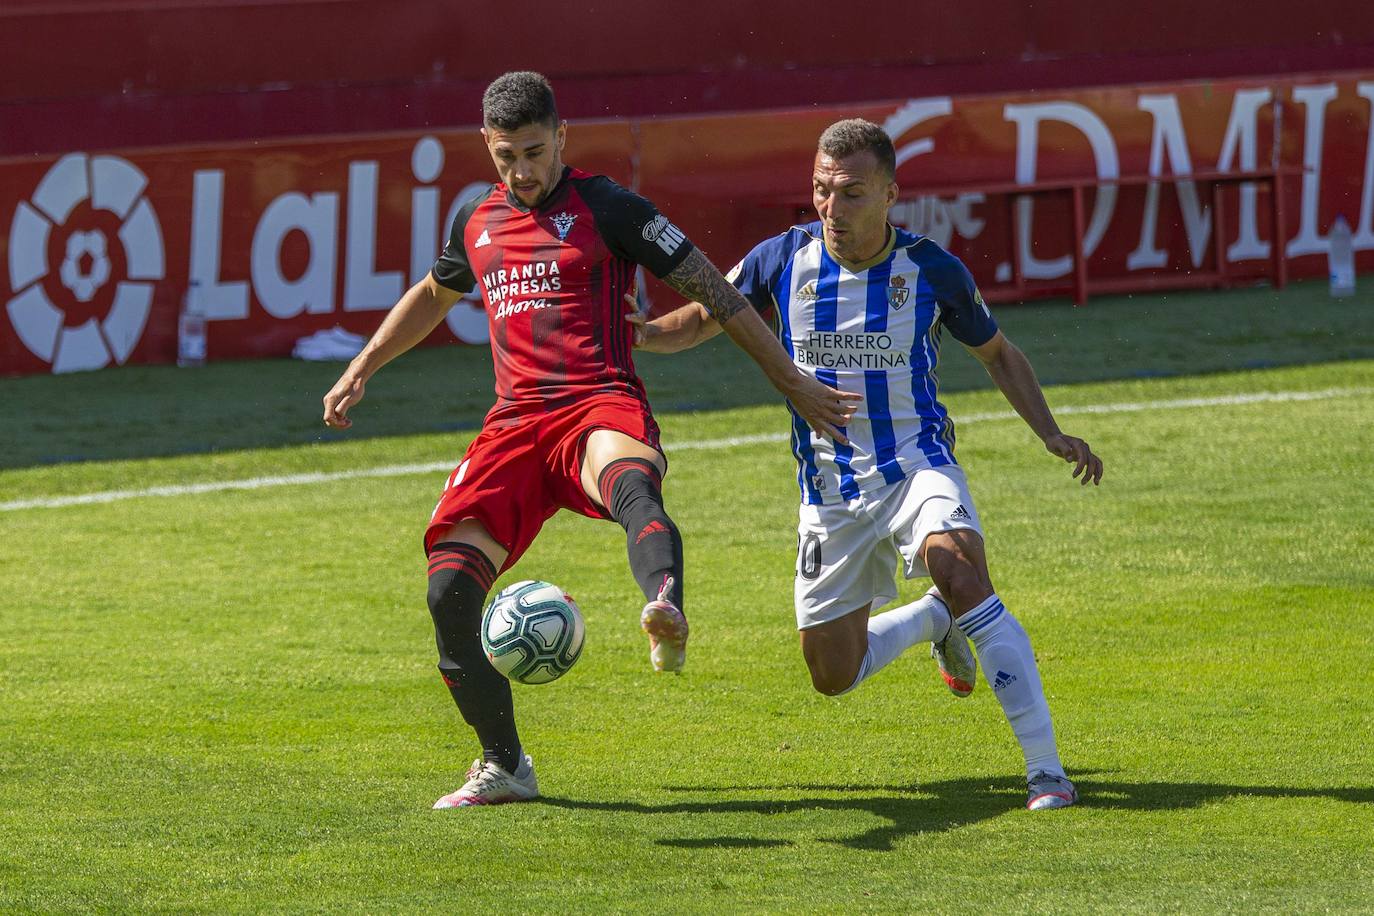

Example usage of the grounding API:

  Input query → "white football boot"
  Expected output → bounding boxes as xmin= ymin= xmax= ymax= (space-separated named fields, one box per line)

xmin=640 ymin=575 xmax=688 ymax=673
xmin=432 ymin=754 xmax=539 ymax=808
xmin=1027 ymin=771 xmax=1078 ymax=811
xmin=928 ymin=589 xmax=977 ymax=697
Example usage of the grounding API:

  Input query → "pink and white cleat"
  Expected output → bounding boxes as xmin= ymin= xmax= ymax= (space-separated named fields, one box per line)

xmin=928 ymin=589 xmax=977 ymax=697
xmin=432 ymin=754 xmax=539 ymax=809
xmin=640 ymin=575 xmax=688 ymax=673
xmin=1027 ymin=771 xmax=1078 ymax=811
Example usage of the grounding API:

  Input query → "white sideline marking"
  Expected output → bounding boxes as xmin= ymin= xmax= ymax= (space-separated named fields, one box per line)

xmin=0 ymin=462 xmax=455 ymax=511
xmin=2 ymin=386 xmax=1368 ymax=513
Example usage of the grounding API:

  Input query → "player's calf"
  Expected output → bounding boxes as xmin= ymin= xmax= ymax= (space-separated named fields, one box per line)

xmin=427 ymin=541 xmax=523 ymax=773
xmin=800 ymin=593 xmax=952 ymax=696
xmin=956 ymin=592 xmax=1067 ymax=784
xmin=597 ymin=457 xmax=688 ymax=670
xmin=598 ymin=457 xmax=684 ymax=605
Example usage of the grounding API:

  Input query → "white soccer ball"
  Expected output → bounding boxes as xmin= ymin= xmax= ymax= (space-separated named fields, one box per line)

xmin=481 ymin=580 xmax=586 ymax=685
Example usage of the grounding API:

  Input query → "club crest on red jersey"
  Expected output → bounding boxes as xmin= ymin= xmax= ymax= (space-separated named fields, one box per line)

xmin=551 ymin=211 xmax=577 ymax=241
xmin=887 ymin=275 xmax=910 ymax=310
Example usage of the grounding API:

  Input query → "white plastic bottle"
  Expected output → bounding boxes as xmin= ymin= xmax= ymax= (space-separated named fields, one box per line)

xmin=1328 ymin=215 xmax=1356 ymax=298
xmin=177 ymin=279 xmax=207 ymax=367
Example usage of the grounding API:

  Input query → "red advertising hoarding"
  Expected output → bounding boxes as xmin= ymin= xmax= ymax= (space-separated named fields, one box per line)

xmin=3 ymin=72 xmax=1372 ymax=376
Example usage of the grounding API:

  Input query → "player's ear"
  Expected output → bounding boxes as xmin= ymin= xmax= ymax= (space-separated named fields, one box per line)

xmin=885 ymin=179 xmax=900 ymax=208
xmin=556 ymin=121 xmax=567 ymax=150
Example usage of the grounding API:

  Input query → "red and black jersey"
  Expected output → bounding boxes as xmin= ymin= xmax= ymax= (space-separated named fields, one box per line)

xmin=432 ymin=166 xmax=694 ymax=411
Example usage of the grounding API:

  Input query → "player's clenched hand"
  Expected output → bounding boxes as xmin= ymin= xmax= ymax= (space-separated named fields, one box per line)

xmin=784 ymin=371 xmax=863 ymax=445
xmin=322 ymin=370 xmax=366 ymax=429
xmin=1044 ymin=433 xmax=1103 ymax=486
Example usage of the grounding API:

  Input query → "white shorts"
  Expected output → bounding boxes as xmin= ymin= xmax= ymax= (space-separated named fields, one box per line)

xmin=794 ymin=465 xmax=983 ymax=630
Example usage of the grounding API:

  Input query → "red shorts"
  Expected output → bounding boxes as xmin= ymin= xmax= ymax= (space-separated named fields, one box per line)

xmin=424 ymin=392 xmax=663 ymax=571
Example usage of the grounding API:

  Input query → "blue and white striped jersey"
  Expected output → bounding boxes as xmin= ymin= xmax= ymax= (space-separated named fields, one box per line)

xmin=728 ymin=222 xmax=998 ymax=506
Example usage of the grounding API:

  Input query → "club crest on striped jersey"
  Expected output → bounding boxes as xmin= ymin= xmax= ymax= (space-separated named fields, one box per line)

xmin=550 ymin=211 xmax=577 ymax=241
xmin=887 ymin=275 xmax=910 ymax=310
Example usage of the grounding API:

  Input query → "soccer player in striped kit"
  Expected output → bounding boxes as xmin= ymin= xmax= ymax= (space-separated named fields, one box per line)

xmin=322 ymin=74 xmax=858 ymax=808
xmin=632 ymin=119 xmax=1103 ymax=811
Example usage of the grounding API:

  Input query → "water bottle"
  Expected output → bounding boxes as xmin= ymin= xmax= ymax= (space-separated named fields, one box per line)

xmin=1328 ymin=215 xmax=1356 ymax=298
xmin=177 ymin=279 xmax=207 ymax=367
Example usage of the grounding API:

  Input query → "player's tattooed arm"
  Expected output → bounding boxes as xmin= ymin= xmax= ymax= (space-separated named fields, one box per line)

xmin=624 ymin=295 xmax=718 ymax=353
xmin=659 ymin=249 xmax=863 ymax=443
xmin=662 ymin=249 xmax=748 ymax=324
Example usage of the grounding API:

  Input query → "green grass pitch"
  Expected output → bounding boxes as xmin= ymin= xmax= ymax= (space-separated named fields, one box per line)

xmin=1 ymin=282 xmax=1372 ymax=912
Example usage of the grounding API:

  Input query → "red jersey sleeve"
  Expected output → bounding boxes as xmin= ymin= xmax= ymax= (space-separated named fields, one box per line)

xmin=574 ymin=176 xmax=695 ymax=278
xmin=431 ymin=185 xmax=496 ymax=293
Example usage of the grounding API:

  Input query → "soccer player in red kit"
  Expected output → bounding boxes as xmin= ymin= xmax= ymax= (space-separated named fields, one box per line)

xmin=322 ymin=72 xmax=860 ymax=808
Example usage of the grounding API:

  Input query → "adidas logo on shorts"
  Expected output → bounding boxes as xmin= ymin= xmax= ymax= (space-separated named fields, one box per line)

xmin=949 ymin=504 xmax=971 ymax=521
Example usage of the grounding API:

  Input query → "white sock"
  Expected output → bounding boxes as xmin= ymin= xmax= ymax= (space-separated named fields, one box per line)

xmin=959 ymin=593 xmax=1064 ymax=779
xmin=838 ymin=592 xmax=951 ymax=695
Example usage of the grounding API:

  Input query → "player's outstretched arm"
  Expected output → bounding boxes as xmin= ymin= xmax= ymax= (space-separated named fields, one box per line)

xmin=624 ymin=297 xmax=721 ymax=353
xmin=322 ymin=275 xmax=462 ymax=429
xmin=968 ymin=331 xmax=1104 ymax=486
xmin=661 ymin=249 xmax=862 ymax=442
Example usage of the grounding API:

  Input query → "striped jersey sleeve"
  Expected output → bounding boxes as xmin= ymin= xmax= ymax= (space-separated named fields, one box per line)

xmin=916 ymin=243 xmax=998 ymax=347
xmin=725 ymin=228 xmax=813 ymax=320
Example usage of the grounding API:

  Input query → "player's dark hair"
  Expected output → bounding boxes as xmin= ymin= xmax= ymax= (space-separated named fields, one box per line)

xmin=818 ymin=119 xmax=897 ymax=179
xmin=482 ymin=71 xmax=559 ymax=130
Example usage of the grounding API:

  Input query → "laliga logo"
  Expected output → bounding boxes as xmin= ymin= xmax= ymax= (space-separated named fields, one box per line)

xmin=187 ymin=135 xmax=489 ymax=345
xmin=7 ymin=153 xmax=164 ymax=373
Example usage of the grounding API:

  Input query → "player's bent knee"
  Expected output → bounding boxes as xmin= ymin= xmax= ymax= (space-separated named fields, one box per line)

xmin=923 ymin=536 xmax=992 ymax=610
xmin=425 ymin=542 xmax=497 ymax=648
xmin=943 ymin=568 xmax=992 ymax=612
xmin=432 ymin=520 xmax=508 ymax=571
xmin=806 ymin=657 xmax=862 ymax=696
xmin=811 ymin=673 xmax=854 ymax=696
xmin=799 ymin=613 xmax=869 ymax=695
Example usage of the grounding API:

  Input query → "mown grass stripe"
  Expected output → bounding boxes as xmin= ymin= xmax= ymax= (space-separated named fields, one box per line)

xmin=3 ymin=386 xmax=1368 ymax=512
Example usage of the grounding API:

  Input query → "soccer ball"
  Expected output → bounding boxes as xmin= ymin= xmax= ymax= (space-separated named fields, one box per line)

xmin=481 ymin=580 xmax=586 ymax=685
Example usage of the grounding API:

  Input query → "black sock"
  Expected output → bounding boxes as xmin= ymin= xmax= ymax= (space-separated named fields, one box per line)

xmin=427 ymin=541 xmax=521 ymax=773
xmin=597 ymin=458 xmax=684 ymax=610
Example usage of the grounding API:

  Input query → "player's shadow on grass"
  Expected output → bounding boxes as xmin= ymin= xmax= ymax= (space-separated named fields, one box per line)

xmin=544 ymin=774 xmax=1374 ymax=851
